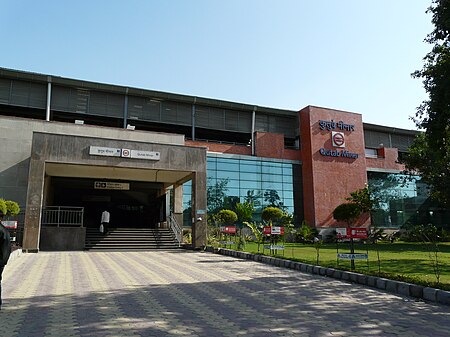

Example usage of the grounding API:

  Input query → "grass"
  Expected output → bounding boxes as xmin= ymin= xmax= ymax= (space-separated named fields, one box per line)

xmin=217 ymin=241 xmax=450 ymax=290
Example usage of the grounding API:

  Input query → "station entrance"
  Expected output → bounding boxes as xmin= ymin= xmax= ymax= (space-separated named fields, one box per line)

xmin=49 ymin=177 xmax=168 ymax=229
xmin=23 ymin=132 xmax=207 ymax=251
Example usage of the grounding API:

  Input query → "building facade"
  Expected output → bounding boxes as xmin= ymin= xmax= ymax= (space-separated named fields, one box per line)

xmin=0 ymin=68 xmax=447 ymax=251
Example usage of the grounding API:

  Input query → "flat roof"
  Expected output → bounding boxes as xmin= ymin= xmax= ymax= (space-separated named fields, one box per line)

xmin=0 ymin=67 xmax=297 ymax=117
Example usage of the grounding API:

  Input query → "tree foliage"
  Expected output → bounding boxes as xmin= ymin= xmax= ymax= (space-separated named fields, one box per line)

xmin=332 ymin=203 xmax=361 ymax=226
xmin=261 ymin=206 xmax=284 ymax=224
xmin=0 ymin=199 xmax=6 ymax=217
xmin=0 ymin=199 xmax=20 ymax=218
xmin=5 ymin=200 xmax=20 ymax=216
xmin=346 ymin=187 xmax=378 ymax=213
xmin=207 ymin=178 xmax=229 ymax=214
xmin=235 ymin=201 xmax=254 ymax=222
xmin=214 ymin=209 xmax=237 ymax=226
xmin=406 ymin=0 xmax=450 ymax=206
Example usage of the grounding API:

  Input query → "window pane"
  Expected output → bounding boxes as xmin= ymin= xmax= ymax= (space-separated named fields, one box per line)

xmin=240 ymin=172 xmax=259 ymax=181
xmin=217 ymin=170 xmax=239 ymax=179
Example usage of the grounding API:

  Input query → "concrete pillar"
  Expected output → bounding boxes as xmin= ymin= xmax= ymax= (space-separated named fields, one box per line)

xmin=23 ymin=159 xmax=45 ymax=252
xmin=191 ymin=172 xmax=207 ymax=248
xmin=173 ymin=183 xmax=184 ymax=228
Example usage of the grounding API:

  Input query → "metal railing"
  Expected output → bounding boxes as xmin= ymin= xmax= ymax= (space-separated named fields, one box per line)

xmin=41 ymin=206 xmax=84 ymax=227
xmin=168 ymin=212 xmax=183 ymax=247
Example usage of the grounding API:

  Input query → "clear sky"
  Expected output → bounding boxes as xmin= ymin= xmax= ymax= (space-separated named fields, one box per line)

xmin=0 ymin=0 xmax=433 ymax=130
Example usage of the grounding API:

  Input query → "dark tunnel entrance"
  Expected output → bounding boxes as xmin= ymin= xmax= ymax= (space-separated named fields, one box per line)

xmin=49 ymin=177 xmax=167 ymax=229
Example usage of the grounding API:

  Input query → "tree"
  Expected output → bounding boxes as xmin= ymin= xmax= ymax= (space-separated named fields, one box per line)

xmin=332 ymin=203 xmax=361 ymax=227
xmin=346 ymin=187 xmax=378 ymax=213
xmin=207 ymin=178 xmax=229 ymax=214
xmin=261 ymin=206 xmax=284 ymax=225
xmin=333 ymin=202 xmax=362 ymax=270
xmin=406 ymin=0 xmax=450 ymax=206
xmin=263 ymin=190 xmax=281 ymax=207
xmin=214 ymin=209 xmax=237 ymax=226
xmin=235 ymin=202 xmax=254 ymax=223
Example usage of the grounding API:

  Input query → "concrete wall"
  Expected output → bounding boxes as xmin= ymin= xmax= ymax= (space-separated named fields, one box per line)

xmin=40 ymin=227 xmax=86 ymax=251
xmin=0 ymin=115 xmax=185 ymax=207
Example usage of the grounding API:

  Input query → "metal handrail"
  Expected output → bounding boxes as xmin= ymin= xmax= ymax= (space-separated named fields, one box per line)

xmin=168 ymin=212 xmax=183 ymax=247
xmin=41 ymin=206 xmax=84 ymax=227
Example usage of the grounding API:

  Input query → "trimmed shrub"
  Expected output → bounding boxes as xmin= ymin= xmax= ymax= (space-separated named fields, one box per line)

xmin=215 ymin=209 xmax=238 ymax=225
xmin=0 ymin=199 xmax=6 ymax=217
xmin=5 ymin=200 xmax=20 ymax=216
xmin=262 ymin=207 xmax=284 ymax=224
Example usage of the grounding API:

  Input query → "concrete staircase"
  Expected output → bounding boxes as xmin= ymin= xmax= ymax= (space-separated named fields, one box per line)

xmin=85 ymin=227 xmax=180 ymax=251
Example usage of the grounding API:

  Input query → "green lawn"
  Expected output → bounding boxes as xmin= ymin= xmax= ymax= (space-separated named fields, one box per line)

xmin=224 ymin=241 xmax=450 ymax=289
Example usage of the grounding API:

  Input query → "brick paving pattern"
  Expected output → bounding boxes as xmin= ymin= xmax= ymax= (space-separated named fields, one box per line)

xmin=1 ymin=250 xmax=449 ymax=336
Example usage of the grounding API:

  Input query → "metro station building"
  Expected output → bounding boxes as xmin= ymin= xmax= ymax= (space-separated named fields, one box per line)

xmin=0 ymin=68 xmax=447 ymax=252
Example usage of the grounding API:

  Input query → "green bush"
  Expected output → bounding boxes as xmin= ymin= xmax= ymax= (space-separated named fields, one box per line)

xmin=262 ymin=207 xmax=284 ymax=224
xmin=215 ymin=209 xmax=238 ymax=225
xmin=0 ymin=199 xmax=6 ymax=217
xmin=5 ymin=200 xmax=20 ymax=216
xmin=296 ymin=220 xmax=318 ymax=243
xmin=235 ymin=202 xmax=254 ymax=223
xmin=333 ymin=203 xmax=361 ymax=225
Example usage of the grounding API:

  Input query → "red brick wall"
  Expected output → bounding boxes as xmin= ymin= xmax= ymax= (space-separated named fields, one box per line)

xmin=254 ymin=132 xmax=301 ymax=161
xmin=185 ymin=140 xmax=252 ymax=155
xmin=300 ymin=106 xmax=369 ymax=228
xmin=366 ymin=147 xmax=404 ymax=171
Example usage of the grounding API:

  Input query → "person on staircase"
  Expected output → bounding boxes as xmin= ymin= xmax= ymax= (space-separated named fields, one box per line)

xmin=100 ymin=209 xmax=111 ymax=236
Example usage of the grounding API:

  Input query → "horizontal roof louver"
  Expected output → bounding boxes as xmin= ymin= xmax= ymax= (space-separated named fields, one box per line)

xmin=8 ymin=80 xmax=46 ymax=109
xmin=195 ymin=106 xmax=210 ymax=128
xmin=0 ymin=78 xmax=11 ymax=104
xmin=364 ymin=130 xmax=392 ymax=148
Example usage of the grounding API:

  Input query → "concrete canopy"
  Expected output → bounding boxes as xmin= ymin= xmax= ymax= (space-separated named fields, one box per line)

xmin=45 ymin=163 xmax=193 ymax=185
xmin=23 ymin=132 xmax=207 ymax=251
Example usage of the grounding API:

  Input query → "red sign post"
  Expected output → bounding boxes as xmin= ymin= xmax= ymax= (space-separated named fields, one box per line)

xmin=220 ymin=226 xmax=237 ymax=234
xmin=336 ymin=227 xmax=368 ymax=239
xmin=263 ymin=226 xmax=284 ymax=235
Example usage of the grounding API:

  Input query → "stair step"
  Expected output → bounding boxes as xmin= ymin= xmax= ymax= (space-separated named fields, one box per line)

xmin=85 ymin=227 xmax=179 ymax=251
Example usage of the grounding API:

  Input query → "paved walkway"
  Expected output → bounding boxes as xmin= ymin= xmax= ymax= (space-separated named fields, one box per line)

xmin=0 ymin=251 xmax=449 ymax=337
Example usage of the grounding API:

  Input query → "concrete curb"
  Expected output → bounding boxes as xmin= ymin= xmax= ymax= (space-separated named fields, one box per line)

xmin=205 ymin=246 xmax=450 ymax=306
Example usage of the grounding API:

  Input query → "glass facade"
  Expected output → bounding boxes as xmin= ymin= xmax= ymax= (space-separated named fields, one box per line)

xmin=368 ymin=171 xmax=450 ymax=228
xmin=183 ymin=153 xmax=301 ymax=226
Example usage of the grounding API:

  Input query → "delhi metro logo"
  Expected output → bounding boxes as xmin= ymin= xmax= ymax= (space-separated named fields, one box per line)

xmin=121 ymin=148 xmax=131 ymax=158
xmin=332 ymin=131 xmax=345 ymax=148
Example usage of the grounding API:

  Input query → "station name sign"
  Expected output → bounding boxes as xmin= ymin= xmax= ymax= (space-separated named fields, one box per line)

xmin=94 ymin=181 xmax=130 ymax=190
xmin=89 ymin=146 xmax=160 ymax=161
xmin=318 ymin=119 xmax=359 ymax=159
xmin=319 ymin=119 xmax=355 ymax=131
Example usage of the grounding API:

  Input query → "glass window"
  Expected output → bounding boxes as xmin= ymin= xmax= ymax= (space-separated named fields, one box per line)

xmin=262 ymin=165 xmax=283 ymax=175
xmin=216 ymin=161 xmax=239 ymax=171
xmin=226 ymin=188 xmax=240 ymax=197
xmin=283 ymin=183 xmax=294 ymax=191
xmin=217 ymin=170 xmax=239 ymax=179
xmin=227 ymin=179 xmax=240 ymax=188
xmin=282 ymin=166 xmax=293 ymax=175
xmin=365 ymin=148 xmax=378 ymax=158
xmin=262 ymin=182 xmax=283 ymax=191
xmin=240 ymin=172 xmax=259 ymax=181
xmin=262 ymin=174 xmax=283 ymax=183
xmin=240 ymin=163 xmax=261 ymax=173
xmin=367 ymin=172 xmax=450 ymax=228
xmin=206 ymin=154 xmax=301 ymax=224
xmin=240 ymin=181 xmax=261 ymax=190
